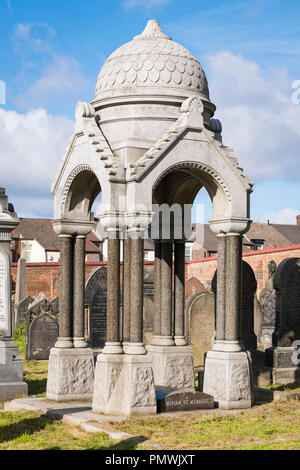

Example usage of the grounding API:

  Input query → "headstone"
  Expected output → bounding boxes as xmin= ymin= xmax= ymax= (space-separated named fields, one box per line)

xmin=254 ymin=294 xmax=263 ymax=347
xmin=15 ymin=257 xmax=27 ymax=306
xmin=25 ymin=294 xmax=58 ymax=360
xmin=156 ymin=388 xmax=214 ymax=412
xmin=85 ymin=265 xmax=155 ymax=349
xmin=0 ymin=188 xmax=28 ymax=399
xmin=185 ymin=277 xmax=206 ymax=308
xmin=85 ymin=266 xmax=107 ymax=349
xmin=143 ymin=266 xmax=154 ymax=300
xmin=14 ymin=295 xmax=34 ymax=329
xmin=259 ymin=260 xmax=277 ymax=350
xmin=187 ymin=291 xmax=215 ymax=369
xmin=266 ymin=258 xmax=300 ymax=383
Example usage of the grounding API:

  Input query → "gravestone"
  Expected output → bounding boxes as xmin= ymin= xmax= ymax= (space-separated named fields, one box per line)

xmin=0 ymin=188 xmax=28 ymax=399
xmin=259 ymin=260 xmax=277 ymax=350
xmin=187 ymin=291 xmax=215 ymax=369
xmin=156 ymin=388 xmax=214 ymax=412
xmin=185 ymin=277 xmax=206 ymax=308
xmin=85 ymin=267 xmax=107 ymax=349
xmin=85 ymin=265 xmax=155 ymax=349
xmin=14 ymin=295 xmax=33 ymax=329
xmin=254 ymin=294 xmax=263 ymax=347
xmin=266 ymin=258 xmax=300 ymax=383
xmin=15 ymin=257 xmax=27 ymax=306
xmin=25 ymin=294 xmax=58 ymax=360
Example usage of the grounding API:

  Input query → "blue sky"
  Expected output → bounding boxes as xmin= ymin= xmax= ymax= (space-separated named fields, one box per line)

xmin=0 ymin=0 xmax=300 ymax=224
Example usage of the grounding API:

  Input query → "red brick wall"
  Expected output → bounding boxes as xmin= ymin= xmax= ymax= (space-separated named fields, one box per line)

xmin=11 ymin=245 xmax=300 ymax=300
xmin=186 ymin=244 xmax=300 ymax=296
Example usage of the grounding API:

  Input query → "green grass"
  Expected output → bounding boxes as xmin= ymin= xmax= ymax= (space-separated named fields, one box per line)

xmin=266 ymin=382 xmax=300 ymax=393
xmin=5 ymin=330 xmax=300 ymax=450
xmin=110 ymin=401 xmax=300 ymax=450
xmin=0 ymin=411 xmax=151 ymax=450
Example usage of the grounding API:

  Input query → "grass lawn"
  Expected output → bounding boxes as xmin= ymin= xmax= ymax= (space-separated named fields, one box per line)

xmin=0 ymin=411 xmax=152 ymax=450
xmin=111 ymin=401 xmax=300 ymax=450
xmin=2 ymin=331 xmax=298 ymax=450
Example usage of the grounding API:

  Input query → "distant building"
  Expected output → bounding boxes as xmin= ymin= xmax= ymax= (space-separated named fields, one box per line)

xmin=11 ymin=218 xmax=103 ymax=263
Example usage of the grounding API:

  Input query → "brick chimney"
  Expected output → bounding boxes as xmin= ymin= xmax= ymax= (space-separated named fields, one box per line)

xmin=297 ymin=215 xmax=300 ymax=225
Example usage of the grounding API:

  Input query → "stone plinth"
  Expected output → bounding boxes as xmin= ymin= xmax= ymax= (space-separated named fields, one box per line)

xmin=266 ymin=346 xmax=300 ymax=384
xmin=93 ymin=353 xmax=156 ymax=416
xmin=46 ymin=347 xmax=94 ymax=402
xmin=147 ymin=345 xmax=195 ymax=390
xmin=203 ymin=349 xmax=253 ymax=409
xmin=0 ymin=340 xmax=28 ymax=400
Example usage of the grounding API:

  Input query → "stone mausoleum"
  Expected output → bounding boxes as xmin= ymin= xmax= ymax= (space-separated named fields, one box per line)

xmin=47 ymin=20 xmax=254 ymax=413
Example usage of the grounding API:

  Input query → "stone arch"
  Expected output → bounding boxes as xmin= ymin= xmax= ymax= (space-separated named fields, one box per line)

xmin=62 ymin=165 xmax=101 ymax=220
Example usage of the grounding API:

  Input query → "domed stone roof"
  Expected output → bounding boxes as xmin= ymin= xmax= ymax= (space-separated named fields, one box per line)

xmin=93 ymin=20 xmax=210 ymax=103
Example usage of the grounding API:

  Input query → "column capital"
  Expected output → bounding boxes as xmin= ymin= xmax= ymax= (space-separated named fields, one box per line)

xmin=53 ymin=219 xmax=94 ymax=237
xmin=209 ymin=218 xmax=251 ymax=236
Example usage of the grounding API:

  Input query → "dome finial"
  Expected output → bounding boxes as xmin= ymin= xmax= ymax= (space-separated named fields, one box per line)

xmin=134 ymin=19 xmax=171 ymax=40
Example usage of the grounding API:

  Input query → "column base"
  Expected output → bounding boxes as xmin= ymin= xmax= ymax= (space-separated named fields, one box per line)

xmin=73 ymin=337 xmax=89 ymax=348
xmin=92 ymin=353 xmax=156 ymax=416
xmin=0 ymin=340 xmax=28 ymax=400
xmin=203 ymin=349 xmax=253 ymax=409
xmin=46 ymin=347 xmax=94 ymax=402
xmin=102 ymin=342 xmax=123 ymax=355
xmin=147 ymin=345 xmax=195 ymax=390
xmin=55 ymin=337 xmax=74 ymax=349
xmin=174 ymin=336 xmax=188 ymax=346
xmin=151 ymin=335 xmax=175 ymax=346
xmin=123 ymin=343 xmax=147 ymax=355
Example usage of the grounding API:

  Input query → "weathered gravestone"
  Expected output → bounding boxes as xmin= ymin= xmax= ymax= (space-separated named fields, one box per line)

xmin=185 ymin=277 xmax=206 ymax=308
xmin=14 ymin=295 xmax=33 ymax=329
xmin=85 ymin=267 xmax=107 ymax=349
xmin=187 ymin=291 xmax=215 ymax=370
xmin=266 ymin=258 xmax=300 ymax=383
xmin=25 ymin=293 xmax=59 ymax=360
xmin=254 ymin=294 xmax=263 ymax=348
xmin=0 ymin=188 xmax=27 ymax=399
xmin=259 ymin=260 xmax=277 ymax=350
xmin=14 ymin=257 xmax=27 ymax=328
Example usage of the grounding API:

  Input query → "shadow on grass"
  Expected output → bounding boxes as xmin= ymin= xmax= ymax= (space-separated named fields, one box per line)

xmin=0 ymin=415 xmax=59 ymax=444
xmin=270 ymin=382 xmax=300 ymax=392
xmin=25 ymin=377 xmax=47 ymax=397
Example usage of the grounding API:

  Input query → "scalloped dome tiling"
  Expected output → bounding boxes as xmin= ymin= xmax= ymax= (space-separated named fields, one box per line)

xmin=94 ymin=20 xmax=210 ymax=101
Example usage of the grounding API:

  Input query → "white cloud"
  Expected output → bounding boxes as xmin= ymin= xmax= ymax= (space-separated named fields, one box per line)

xmin=16 ymin=55 xmax=90 ymax=109
xmin=260 ymin=208 xmax=300 ymax=225
xmin=204 ymin=51 xmax=300 ymax=182
xmin=0 ymin=108 xmax=74 ymax=217
xmin=122 ymin=0 xmax=170 ymax=9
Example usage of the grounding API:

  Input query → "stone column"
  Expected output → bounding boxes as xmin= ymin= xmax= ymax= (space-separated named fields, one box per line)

xmin=225 ymin=234 xmax=242 ymax=347
xmin=160 ymin=241 xmax=174 ymax=345
xmin=102 ymin=237 xmax=123 ymax=354
xmin=93 ymin=230 xmax=156 ymax=416
xmin=73 ymin=235 xmax=88 ymax=348
xmin=122 ymin=238 xmax=131 ymax=344
xmin=0 ymin=188 xmax=28 ymax=400
xmin=47 ymin=221 xmax=95 ymax=402
xmin=203 ymin=219 xmax=253 ymax=410
xmin=215 ymin=234 xmax=226 ymax=343
xmin=151 ymin=240 xmax=162 ymax=343
xmin=148 ymin=239 xmax=195 ymax=390
xmin=55 ymin=235 xmax=73 ymax=348
xmin=174 ymin=241 xmax=187 ymax=346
